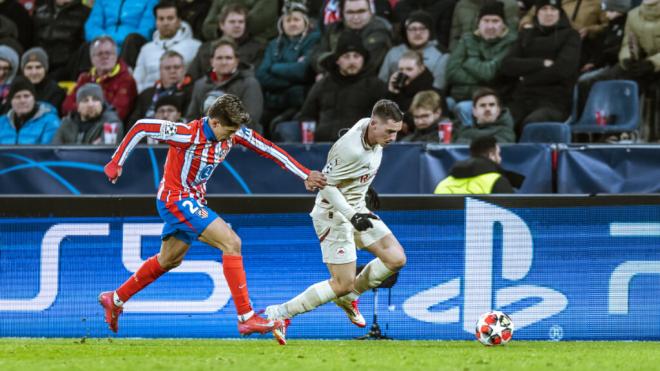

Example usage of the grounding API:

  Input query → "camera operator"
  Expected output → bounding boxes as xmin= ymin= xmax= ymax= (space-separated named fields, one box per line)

xmin=385 ymin=50 xmax=435 ymax=134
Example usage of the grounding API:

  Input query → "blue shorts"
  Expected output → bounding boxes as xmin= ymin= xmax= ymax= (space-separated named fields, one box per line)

xmin=156 ymin=198 xmax=219 ymax=245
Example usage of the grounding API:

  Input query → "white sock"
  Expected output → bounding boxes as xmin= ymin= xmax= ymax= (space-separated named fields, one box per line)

xmin=237 ymin=310 xmax=254 ymax=322
xmin=112 ymin=291 xmax=124 ymax=307
xmin=338 ymin=258 xmax=394 ymax=303
xmin=283 ymin=280 xmax=337 ymax=318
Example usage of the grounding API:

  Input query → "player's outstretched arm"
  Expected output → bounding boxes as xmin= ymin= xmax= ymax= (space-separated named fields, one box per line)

xmin=104 ymin=119 xmax=193 ymax=184
xmin=233 ymin=127 xmax=326 ymax=189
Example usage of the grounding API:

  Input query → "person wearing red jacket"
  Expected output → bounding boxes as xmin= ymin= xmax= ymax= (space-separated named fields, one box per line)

xmin=61 ymin=36 xmax=137 ymax=124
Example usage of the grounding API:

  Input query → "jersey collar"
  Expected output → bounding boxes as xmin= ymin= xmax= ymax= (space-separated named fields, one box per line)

xmin=202 ymin=117 xmax=218 ymax=142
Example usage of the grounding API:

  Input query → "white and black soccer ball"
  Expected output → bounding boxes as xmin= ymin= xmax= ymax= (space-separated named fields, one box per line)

xmin=475 ymin=311 xmax=514 ymax=346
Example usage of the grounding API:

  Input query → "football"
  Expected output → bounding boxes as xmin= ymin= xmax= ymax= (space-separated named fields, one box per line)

xmin=475 ymin=311 xmax=514 ymax=346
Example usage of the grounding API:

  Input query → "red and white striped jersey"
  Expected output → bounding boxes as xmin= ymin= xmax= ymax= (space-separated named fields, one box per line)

xmin=111 ymin=118 xmax=310 ymax=203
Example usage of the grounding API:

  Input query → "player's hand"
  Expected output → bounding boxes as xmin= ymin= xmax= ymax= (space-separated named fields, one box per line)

xmin=104 ymin=160 xmax=123 ymax=184
xmin=350 ymin=213 xmax=379 ymax=232
xmin=305 ymin=171 xmax=326 ymax=191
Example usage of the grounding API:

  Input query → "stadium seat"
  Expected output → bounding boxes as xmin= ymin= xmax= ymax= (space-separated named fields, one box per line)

xmin=569 ymin=80 xmax=640 ymax=134
xmin=520 ymin=122 xmax=571 ymax=143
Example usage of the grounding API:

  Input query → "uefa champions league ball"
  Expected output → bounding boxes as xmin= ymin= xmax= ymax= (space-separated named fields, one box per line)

xmin=475 ymin=311 xmax=514 ymax=346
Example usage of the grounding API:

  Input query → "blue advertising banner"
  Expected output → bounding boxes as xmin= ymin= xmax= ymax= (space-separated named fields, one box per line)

xmin=1 ymin=198 xmax=659 ymax=340
xmin=0 ymin=144 xmax=551 ymax=194
xmin=557 ymin=145 xmax=660 ymax=194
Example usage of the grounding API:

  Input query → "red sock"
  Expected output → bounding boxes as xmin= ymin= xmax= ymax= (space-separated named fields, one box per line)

xmin=222 ymin=255 xmax=252 ymax=316
xmin=115 ymin=255 xmax=167 ymax=303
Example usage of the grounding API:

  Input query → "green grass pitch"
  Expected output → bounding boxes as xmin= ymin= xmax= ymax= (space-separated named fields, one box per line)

xmin=1 ymin=339 xmax=659 ymax=371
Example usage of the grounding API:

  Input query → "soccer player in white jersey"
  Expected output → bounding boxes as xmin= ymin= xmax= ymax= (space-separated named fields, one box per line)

xmin=265 ymin=99 xmax=407 ymax=345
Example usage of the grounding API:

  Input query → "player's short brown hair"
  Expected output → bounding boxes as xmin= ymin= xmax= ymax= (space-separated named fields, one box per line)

xmin=207 ymin=94 xmax=250 ymax=128
xmin=372 ymin=99 xmax=404 ymax=122
xmin=218 ymin=3 xmax=248 ymax=24
xmin=410 ymin=90 xmax=442 ymax=112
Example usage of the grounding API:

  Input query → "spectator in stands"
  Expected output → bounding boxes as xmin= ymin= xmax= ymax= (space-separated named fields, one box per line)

xmin=393 ymin=0 xmax=457 ymax=49
xmin=502 ymin=0 xmax=580 ymax=135
xmin=519 ymin=0 xmax=608 ymax=40
xmin=434 ymin=135 xmax=521 ymax=193
xmin=62 ymin=36 xmax=138 ymax=123
xmin=0 ymin=0 xmax=33 ymax=50
xmin=385 ymin=50 xmax=435 ymax=132
xmin=0 ymin=77 xmax=60 ymax=144
xmin=449 ymin=0 xmax=518 ymax=50
xmin=85 ymin=0 xmax=159 ymax=67
xmin=202 ymin=0 xmax=278 ymax=42
xmin=453 ymin=88 xmax=515 ymax=144
xmin=20 ymin=47 xmax=65 ymax=114
xmin=618 ymin=0 xmax=660 ymax=86
xmin=154 ymin=94 xmax=185 ymax=122
xmin=52 ymin=83 xmax=123 ymax=145
xmin=256 ymin=2 xmax=320 ymax=137
xmin=186 ymin=38 xmax=263 ymax=131
xmin=313 ymin=0 xmax=392 ymax=77
xmin=188 ymin=4 xmax=265 ymax=81
xmin=134 ymin=0 xmax=201 ymax=93
xmin=579 ymin=0 xmax=629 ymax=77
xmin=0 ymin=45 xmax=19 ymax=112
xmin=33 ymin=0 xmax=90 ymax=81
xmin=128 ymin=51 xmax=193 ymax=127
xmin=400 ymin=90 xmax=448 ymax=142
xmin=320 ymin=0 xmax=396 ymax=29
xmin=0 ymin=14 xmax=23 ymax=55
xmin=177 ymin=0 xmax=212 ymax=40
xmin=447 ymin=2 xmax=516 ymax=103
xmin=379 ymin=10 xmax=450 ymax=92
xmin=293 ymin=31 xmax=386 ymax=142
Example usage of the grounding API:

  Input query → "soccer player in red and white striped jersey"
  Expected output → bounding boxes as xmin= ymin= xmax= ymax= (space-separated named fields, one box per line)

xmin=98 ymin=94 xmax=326 ymax=338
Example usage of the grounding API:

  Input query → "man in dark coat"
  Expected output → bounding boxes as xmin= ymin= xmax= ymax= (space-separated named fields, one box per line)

xmin=501 ymin=0 xmax=581 ymax=135
xmin=294 ymin=31 xmax=387 ymax=142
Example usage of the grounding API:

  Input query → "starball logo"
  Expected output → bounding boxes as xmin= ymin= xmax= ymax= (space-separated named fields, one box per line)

xmin=403 ymin=198 xmax=568 ymax=333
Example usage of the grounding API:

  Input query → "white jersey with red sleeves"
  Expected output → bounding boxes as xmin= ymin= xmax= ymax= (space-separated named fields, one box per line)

xmin=111 ymin=117 xmax=310 ymax=203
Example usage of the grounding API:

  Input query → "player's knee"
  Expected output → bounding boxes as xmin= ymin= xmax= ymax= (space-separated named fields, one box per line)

xmin=223 ymin=233 xmax=242 ymax=254
xmin=389 ymin=251 xmax=407 ymax=271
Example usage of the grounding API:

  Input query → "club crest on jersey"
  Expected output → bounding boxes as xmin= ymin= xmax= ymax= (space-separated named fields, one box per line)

xmin=161 ymin=122 xmax=177 ymax=136
xmin=199 ymin=164 xmax=214 ymax=180
xmin=196 ymin=208 xmax=209 ymax=219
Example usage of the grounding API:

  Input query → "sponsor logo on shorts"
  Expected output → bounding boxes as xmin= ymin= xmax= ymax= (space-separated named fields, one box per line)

xmin=337 ymin=247 xmax=345 ymax=257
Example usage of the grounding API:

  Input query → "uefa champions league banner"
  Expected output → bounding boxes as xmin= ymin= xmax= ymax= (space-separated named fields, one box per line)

xmin=0 ymin=144 xmax=552 ymax=194
xmin=1 ymin=197 xmax=659 ymax=340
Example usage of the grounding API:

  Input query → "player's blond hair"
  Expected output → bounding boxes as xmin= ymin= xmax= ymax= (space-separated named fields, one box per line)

xmin=372 ymin=99 xmax=403 ymax=122
xmin=207 ymin=94 xmax=250 ymax=127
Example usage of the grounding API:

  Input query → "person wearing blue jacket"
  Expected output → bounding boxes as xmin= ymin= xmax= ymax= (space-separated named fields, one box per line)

xmin=0 ymin=77 xmax=60 ymax=144
xmin=256 ymin=2 xmax=320 ymax=137
xmin=84 ymin=0 xmax=159 ymax=67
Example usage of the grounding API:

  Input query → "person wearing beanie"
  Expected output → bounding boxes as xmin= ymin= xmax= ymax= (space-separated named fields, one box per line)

xmin=312 ymin=0 xmax=392 ymax=78
xmin=446 ymin=0 xmax=517 ymax=122
xmin=519 ymin=0 xmax=608 ymax=40
xmin=187 ymin=3 xmax=266 ymax=82
xmin=21 ymin=47 xmax=65 ymax=114
xmin=501 ymin=0 xmax=581 ymax=136
xmin=153 ymin=94 xmax=184 ymax=123
xmin=0 ymin=77 xmax=61 ymax=144
xmin=0 ymin=44 xmax=19 ymax=112
xmin=133 ymin=0 xmax=201 ymax=93
xmin=449 ymin=0 xmax=519 ymax=51
xmin=393 ymin=0 xmax=457 ymax=50
xmin=378 ymin=10 xmax=450 ymax=92
xmin=256 ymin=1 xmax=320 ymax=138
xmin=52 ymin=82 xmax=123 ymax=145
xmin=287 ymin=30 xmax=386 ymax=142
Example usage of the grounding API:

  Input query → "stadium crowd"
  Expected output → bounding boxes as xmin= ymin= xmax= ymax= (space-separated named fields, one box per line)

xmin=0 ymin=0 xmax=658 ymax=146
